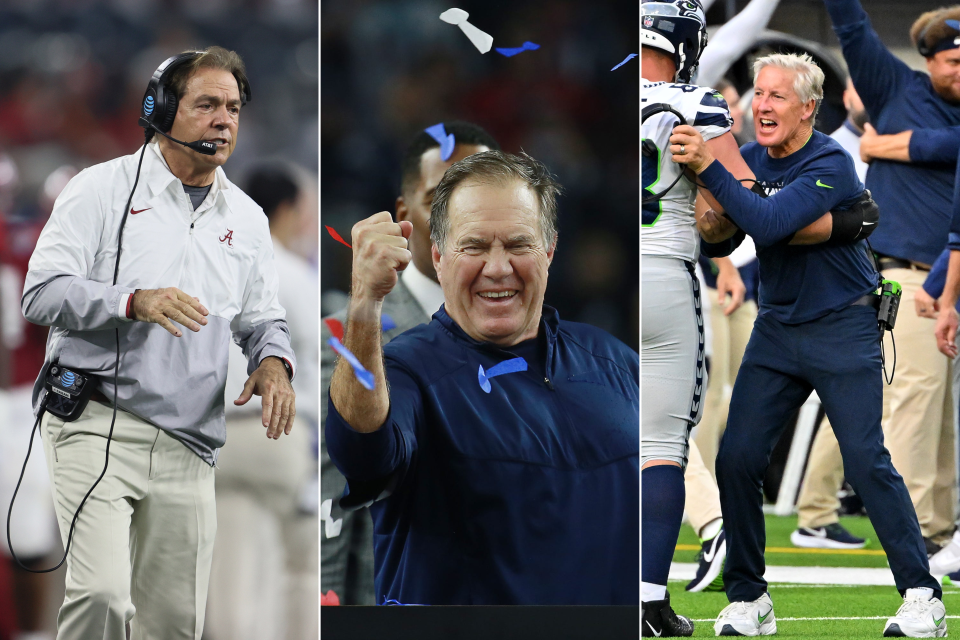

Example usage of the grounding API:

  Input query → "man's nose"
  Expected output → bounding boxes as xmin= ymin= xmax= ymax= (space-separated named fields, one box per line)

xmin=482 ymin=247 xmax=513 ymax=278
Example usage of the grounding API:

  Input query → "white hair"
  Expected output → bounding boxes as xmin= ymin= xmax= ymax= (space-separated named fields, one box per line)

xmin=753 ymin=53 xmax=824 ymax=122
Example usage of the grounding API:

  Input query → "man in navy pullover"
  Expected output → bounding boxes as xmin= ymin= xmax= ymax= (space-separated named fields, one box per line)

xmin=325 ymin=150 xmax=639 ymax=605
xmin=824 ymin=0 xmax=960 ymax=551
xmin=673 ymin=53 xmax=945 ymax=637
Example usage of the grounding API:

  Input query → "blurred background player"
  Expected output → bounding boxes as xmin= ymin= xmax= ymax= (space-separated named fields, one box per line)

xmin=206 ymin=163 xmax=318 ymax=640
xmin=0 ymin=2 xmax=317 ymax=635
xmin=319 ymin=121 xmax=499 ymax=605
xmin=823 ymin=0 xmax=960 ymax=556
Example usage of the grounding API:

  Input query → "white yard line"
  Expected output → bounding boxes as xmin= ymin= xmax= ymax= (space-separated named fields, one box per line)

xmin=671 ymin=562 xmax=897 ymax=586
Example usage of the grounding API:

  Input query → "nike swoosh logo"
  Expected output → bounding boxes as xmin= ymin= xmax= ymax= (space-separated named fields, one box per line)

xmin=803 ymin=528 xmax=827 ymax=538
xmin=130 ymin=207 xmax=151 ymax=214
xmin=816 ymin=180 xmax=833 ymax=189
xmin=863 ymin=221 xmax=876 ymax=226
xmin=759 ymin=609 xmax=772 ymax=624
xmin=935 ymin=614 xmax=945 ymax=626
xmin=703 ymin=536 xmax=721 ymax=562
xmin=644 ymin=620 xmax=662 ymax=637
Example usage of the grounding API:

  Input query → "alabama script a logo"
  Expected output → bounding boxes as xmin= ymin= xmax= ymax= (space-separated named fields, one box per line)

xmin=219 ymin=229 xmax=234 ymax=247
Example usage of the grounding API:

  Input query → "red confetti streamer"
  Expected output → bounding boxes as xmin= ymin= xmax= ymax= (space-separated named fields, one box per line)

xmin=324 ymin=317 xmax=345 ymax=342
xmin=321 ymin=590 xmax=340 ymax=606
xmin=325 ymin=225 xmax=352 ymax=249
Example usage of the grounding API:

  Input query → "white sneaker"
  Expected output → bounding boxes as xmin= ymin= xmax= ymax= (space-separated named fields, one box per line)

xmin=714 ymin=592 xmax=776 ymax=636
xmin=928 ymin=531 xmax=960 ymax=576
xmin=883 ymin=588 xmax=947 ymax=637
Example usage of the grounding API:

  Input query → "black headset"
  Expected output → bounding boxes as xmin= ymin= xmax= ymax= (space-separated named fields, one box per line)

xmin=138 ymin=51 xmax=252 ymax=152
xmin=916 ymin=12 xmax=958 ymax=58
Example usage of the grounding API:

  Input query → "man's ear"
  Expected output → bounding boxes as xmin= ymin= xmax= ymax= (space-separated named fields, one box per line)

xmin=396 ymin=196 xmax=408 ymax=222
xmin=546 ymin=235 xmax=557 ymax=267
xmin=432 ymin=243 xmax=442 ymax=284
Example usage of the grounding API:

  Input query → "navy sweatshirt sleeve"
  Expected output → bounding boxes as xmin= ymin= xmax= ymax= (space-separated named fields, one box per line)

xmin=698 ymin=154 xmax=856 ymax=246
xmin=909 ymin=128 xmax=960 ymax=164
xmin=824 ymin=0 xmax=913 ymax=117
xmin=923 ymin=248 xmax=951 ymax=298
xmin=325 ymin=360 xmax=423 ymax=485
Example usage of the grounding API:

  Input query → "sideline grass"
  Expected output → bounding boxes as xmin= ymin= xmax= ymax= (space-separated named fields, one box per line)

xmin=670 ymin=583 xmax=960 ymax=638
xmin=674 ymin=514 xmax=887 ymax=568
xmin=668 ymin=515 xmax=956 ymax=638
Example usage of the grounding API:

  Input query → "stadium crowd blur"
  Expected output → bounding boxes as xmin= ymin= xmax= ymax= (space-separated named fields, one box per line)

xmin=0 ymin=2 xmax=317 ymax=639
xmin=321 ymin=0 xmax=640 ymax=349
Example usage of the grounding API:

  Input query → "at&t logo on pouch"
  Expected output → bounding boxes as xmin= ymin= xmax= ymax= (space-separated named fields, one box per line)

xmin=143 ymin=95 xmax=155 ymax=116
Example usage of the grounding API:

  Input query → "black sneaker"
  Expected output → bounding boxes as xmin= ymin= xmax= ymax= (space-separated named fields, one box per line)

xmin=643 ymin=591 xmax=694 ymax=637
xmin=685 ymin=526 xmax=726 ymax=592
xmin=790 ymin=523 xmax=868 ymax=550
xmin=925 ymin=537 xmax=945 ymax=559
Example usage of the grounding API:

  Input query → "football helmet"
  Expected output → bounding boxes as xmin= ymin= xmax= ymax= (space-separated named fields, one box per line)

xmin=642 ymin=0 xmax=708 ymax=83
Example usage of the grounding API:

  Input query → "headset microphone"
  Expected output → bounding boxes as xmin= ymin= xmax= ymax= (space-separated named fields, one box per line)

xmin=138 ymin=117 xmax=218 ymax=156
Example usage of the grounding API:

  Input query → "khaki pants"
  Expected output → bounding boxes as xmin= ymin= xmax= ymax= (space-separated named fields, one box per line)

xmin=796 ymin=269 xmax=957 ymax=538
xmin=204 ymin=415 xmax=317 ymax=640
xmin=694 ymin=290 xmax=757 ymax=477
xmin=684 ymin=439 xmax=723 ymax=537
xmin=41 ymin=401 xmax=215 ymax=640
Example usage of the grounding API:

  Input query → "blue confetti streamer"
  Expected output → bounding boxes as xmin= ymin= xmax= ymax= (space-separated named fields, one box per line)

xmin=381 ymin=313 xmax=397 ymax=332
xmin=477 ymin=357 xmax=528 ymax=393
xmin=425 ymin=123 xmax=456 ymax=162
xmin=949 ymin=19 xmax=960 ymax=30
xmin=495 ymin=41 xmax=540 ymax=57
xmin=328 ymin=337 xmax=375 ymax=390
xmin=611 ymin=53 xmax=638 ymax=71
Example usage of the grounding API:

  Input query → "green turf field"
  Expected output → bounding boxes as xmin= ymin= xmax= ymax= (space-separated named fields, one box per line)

xmin=669 ymin=514 xmax=960 ymax=638
xmin=674 ymin=514 xmax=887 ymax=568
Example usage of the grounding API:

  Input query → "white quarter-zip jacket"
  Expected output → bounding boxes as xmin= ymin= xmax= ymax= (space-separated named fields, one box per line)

xmin=22 ymin=142 xmax=296 ymax=465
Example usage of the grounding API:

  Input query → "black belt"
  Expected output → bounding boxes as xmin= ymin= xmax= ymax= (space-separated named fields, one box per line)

xmin=852 ymin=293 xmax=881 ymax=309
xmin=876 ymin=256 xmax=930 ymax=272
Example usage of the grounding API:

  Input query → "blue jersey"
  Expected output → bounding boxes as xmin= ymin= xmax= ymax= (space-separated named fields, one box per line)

xmin=325 ymin=306 xmax=639 ymax=605
xmin=699 ymin=131 xmax=877 ymax=324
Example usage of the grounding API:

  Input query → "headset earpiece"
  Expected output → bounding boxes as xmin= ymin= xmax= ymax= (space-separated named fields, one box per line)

xmin=160 ymin=93 xmax=178 ymax=134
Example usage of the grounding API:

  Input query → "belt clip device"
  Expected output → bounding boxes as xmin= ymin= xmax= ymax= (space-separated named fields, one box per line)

xmin=877 ymin=279 xmax=902 ymax=332
xmin=43 ymin=365 xmax=98 ymax=422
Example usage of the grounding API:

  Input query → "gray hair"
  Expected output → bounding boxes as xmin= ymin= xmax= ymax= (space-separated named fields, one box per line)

xmin=753 ymin=52 xmax=824 ymax=123
xmin=430 ymin=150 xmax=561 ymax=254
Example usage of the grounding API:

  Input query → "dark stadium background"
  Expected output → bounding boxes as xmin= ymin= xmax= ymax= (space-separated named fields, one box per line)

xmin=321 ymin=0 xmax=641 ymax=350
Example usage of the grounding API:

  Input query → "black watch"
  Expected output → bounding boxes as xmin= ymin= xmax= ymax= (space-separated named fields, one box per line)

xmin=268 ymin=356 xmax=293 ymax=380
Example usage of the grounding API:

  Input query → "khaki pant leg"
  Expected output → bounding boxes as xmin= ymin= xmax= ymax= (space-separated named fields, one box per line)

xmin=932 ymin=363 xmax=957 ymax=541
xmin=684 ymin=439 xmax=723 ymax=537
xmin=693 ymin=287 xmax=731 ymax=477
xmin=881 ymin=269 xmax=952 ymax=539
xmin=205 ymin=415 xmax=312 ymax=640
xmin=128 ymin=425 xmax=216 ymax=640
xmin=796 ymin=418 xmax=845 ymax=529
xmin=41 ymin=403 xmax=147 ymax=640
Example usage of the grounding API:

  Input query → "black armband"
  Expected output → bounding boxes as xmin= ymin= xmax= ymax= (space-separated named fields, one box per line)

xmin=825 ymin=189 xmax=880 ymax=246
xmin=700 ymin=228 xmax=746 ymax=258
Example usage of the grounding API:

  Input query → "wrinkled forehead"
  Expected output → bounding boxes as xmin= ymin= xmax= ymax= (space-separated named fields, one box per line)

xmin=183 ymin=67 xmax=241 ymax=101
xmin=447 ymin=178 xmax=541 ymax=235
xmin=754 ymin=66 xmax=801 ymax=98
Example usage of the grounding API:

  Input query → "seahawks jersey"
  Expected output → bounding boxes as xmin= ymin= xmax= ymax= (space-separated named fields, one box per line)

xmin=642 ymin=79 xmax=733 ymax=261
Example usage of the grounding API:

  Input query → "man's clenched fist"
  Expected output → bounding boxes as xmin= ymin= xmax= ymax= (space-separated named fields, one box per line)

xmin=351 ymin=211 xmax=413 ymax=301
xmin=131 ymin=287 xmax=208 ymax=337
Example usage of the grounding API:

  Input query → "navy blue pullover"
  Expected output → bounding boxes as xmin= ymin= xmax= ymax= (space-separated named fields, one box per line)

xmin=699 ymin=131 xmax=877 ymax=324
xmin=325 ymin=305 xmax=639 ymax=605
xmin=825 ymin=0 xmax=960 ymax=265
